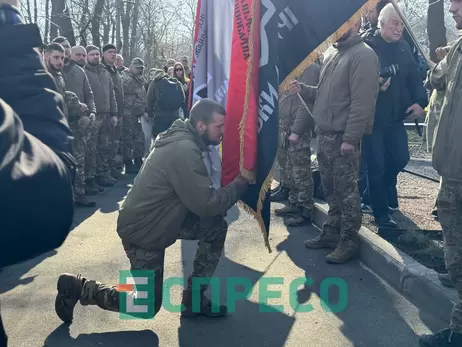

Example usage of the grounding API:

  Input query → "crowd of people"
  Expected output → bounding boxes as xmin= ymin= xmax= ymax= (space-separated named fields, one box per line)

xmin=39 ymin=38 xmax=193 ymax=208
xmin=1 ymin=0 xmax=462 ymax=346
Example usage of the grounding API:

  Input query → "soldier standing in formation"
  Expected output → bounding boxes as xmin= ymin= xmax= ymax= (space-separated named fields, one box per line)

xmin=84 ymin=45 xmax=119 ymax=188
xmin=56 ymin=36 xmax=98 ymax=206
xmin=121 ymin=57 xmax=148 ymax=174
xmin=102 ymin=44 xmax=125 ymax=180
xmin=274 ymin=61 xmax=321 ymax=226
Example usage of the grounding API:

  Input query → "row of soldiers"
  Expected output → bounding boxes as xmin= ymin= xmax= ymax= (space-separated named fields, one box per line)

xmin=41 ymin=38 xmax=147 ymax=207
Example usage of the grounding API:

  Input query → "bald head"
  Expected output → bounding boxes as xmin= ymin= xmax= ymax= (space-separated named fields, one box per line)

xmin=71 ymin=45 xmax=87 ymax=67
xmin=115 ymin=54 xmax=124 ymax=69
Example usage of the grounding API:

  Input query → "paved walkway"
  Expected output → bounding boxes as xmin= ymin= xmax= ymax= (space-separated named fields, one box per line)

xmin=0 ymin=178 xmax=447 ymax=347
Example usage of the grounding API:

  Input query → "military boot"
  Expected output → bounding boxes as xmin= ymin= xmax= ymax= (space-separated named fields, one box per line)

xmin=124 ymin=160 xmax=138 ymax=174
xmin=275 ymin=204 xmax=299 ymax=217
xmin=325 ymin=237 xmax=360 ymax=264
xmin=111 ymin=168 xmax=123 ymax=180
xmin=271 ymin=186 xmax=289 ymax=202
xmin=181 ymin=288 xmax=227 ymax=318
xmin=286 ymin=207 xmax=312 ymax=226
xmin=134 ymin=157 xmax=144 ymax=171
xmin=95 ymin=175 xmax=115 ymax=187
xmin=74 ymin=191 xmax=96 ymax=208
xmin=304 ymin=228 xmax=340 ymax=249
xmin=438 ymin=273 xmax=455 ymax=288
xmin=55 ymin=273 xmax=86 ymax=324
xmin=419 ymin=329 xmax=462 ymax=347
xmin=85 ymin=178 xmax=100 ymax=196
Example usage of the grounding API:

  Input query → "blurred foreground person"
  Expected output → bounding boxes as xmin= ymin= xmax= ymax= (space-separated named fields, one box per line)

xmin=289 ymin=20 xmax=380 ymax=264
xmin=418 ymin=1 xmax=462 ymax=346
xmin=0 ymin=2 xmax=75 ymax=345
xmin=54 ymin=99 xmax=249 ymax=324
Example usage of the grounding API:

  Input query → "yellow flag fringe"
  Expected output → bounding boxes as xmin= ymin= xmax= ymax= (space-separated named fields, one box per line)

xmin=239 ymin=0 xmax=379 ymax=253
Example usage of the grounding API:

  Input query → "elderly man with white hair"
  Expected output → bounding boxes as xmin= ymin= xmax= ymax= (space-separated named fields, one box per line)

xmin=361 ymin=3 xmax=427 ymax=229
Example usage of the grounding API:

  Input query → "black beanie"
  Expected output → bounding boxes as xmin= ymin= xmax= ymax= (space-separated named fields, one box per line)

xmin=85 ymin=45 xmax=99 ymax=54
xmin=102 ymin=44 xmax=116 ymax=52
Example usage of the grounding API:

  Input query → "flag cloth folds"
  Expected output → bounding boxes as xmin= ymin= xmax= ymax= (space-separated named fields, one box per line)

xmin=222 ymin=0 xmax=379 ymax=252
xmin=189 ymin=0 xmax=234 ymax=109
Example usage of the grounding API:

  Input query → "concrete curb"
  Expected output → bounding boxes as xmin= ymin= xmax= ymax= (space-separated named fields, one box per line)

xmin=313 ymin=200 xmax=457 ymax=324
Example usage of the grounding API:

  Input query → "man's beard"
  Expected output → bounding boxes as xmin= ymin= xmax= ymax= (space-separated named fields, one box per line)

xmin=75 ymin=60 xmax=85 ymax=67
xmin=47 ymin=63 xmax=62 ymax=73
xmin=88 ymin=60 xmax=100 ymax=66
xmin=201 ymin=133 xmax=220 ymax=147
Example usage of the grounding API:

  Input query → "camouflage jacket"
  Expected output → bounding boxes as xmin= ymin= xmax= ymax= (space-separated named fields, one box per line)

xmin=122 ymin=71 xmax=147 ymax=116
xmin=51 ymin=71 xmax=80 ymax=119
xmin=431 ymin=37 xmax=462 ymax=181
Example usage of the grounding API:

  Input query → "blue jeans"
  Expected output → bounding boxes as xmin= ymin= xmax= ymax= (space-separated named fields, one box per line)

xmin=362 ymin=122 xmax=410 ymax=219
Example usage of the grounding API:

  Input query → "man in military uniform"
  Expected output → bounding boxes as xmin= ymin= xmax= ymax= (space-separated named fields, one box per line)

xmin=54 ymin=99 xmax=249 ymax=324
xmin=102 ymin=44 xmax=125 ymax=180
xmin=289 ymin=21 xmax=380 ymax=264
xmin=419 ymin=3 xmax=462 ymax=346
xmin=55 ymin=36 xmax=100 ymax=204
xmin=44 ymin=42 xmax=92 ymax=207
xmin=84 ymin=45 xmax=119 ymax=188
xmin=274 ymin=62 xmax=321 ymax=226
xmin=121 ymin=57 xmax=148 ymax=174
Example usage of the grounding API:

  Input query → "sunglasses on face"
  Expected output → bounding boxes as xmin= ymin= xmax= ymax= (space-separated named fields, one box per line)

xmin=175 ymin=69 xmax=183 ymax=72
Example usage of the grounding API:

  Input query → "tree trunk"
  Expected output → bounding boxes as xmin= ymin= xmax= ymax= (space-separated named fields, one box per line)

xmin=90 ymin=0 xmax=105 ymax=48
xmin=427 ymin=0 xmax=447 ymax=63
xmin=44 ymin=0 xmax=50 ymax=43
xmin=33 ymin=0 xmax=38 ymax=23
xmin=78 ymin=0 xmax=90 ymax=45
xmin=122 ymin=2 xmax=132 ymax=58
xmin=50 ymin=0 xmax=75 ymax=44
xmin=130 ymin=0 xmax=140 ymax=60
xmin=25 ymin=0 xmax=32 ymax=23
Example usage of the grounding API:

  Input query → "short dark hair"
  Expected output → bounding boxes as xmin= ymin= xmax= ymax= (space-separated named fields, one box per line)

xmin=46 ymin=43 xmax=65 ymax=53
xmin=52 ymin=36 xmax=68 ymax=44
xmin=190 ymin=98 xmax=226 ymax=126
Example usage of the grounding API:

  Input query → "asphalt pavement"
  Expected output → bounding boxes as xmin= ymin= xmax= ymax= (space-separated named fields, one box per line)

xmin=0 ymin=177 xmax=448 ymax=347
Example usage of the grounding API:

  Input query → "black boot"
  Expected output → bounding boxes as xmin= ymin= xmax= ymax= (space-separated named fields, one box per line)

xmin=419 ymin=328 xmax=462 ymax=346
xmin=124 ymin=160 xmax=138 ymax=174
xmin=271 ymin=186 xmax=289 ymax=202
xmin=181 ymin=287 xmax=227 ymax=318
xmin=133 ymin=157 xmax=144 ymax=171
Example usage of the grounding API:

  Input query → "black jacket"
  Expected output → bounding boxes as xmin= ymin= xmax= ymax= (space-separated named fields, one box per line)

xmin=364 ymin=31 xmax=428 ymax=130
xmin=0 ymin=6 xmax=75 ymax=269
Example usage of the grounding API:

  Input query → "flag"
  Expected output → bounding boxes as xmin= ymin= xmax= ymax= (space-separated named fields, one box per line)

xmin=189 ymin=0 xmax=235 ymax=109
xmin=223 ymin=0 xmax=379 ymax=252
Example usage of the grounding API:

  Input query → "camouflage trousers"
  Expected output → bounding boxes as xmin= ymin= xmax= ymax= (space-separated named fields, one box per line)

xmin=69 ymin=117 xmax=90 ymax=196
xmin=85 ymin=114 xmax=111 ymax=179
xmin=317 ymin=133 xmax=361 ymax=239
xmin=78 ymin=215 xmax=228 ymax=317
xmin=122 ymin=115 xmax=145 ymax=161
xmin=437 ymin=178 xmax=462 ymax=333
xmin=109 ymin=120 xmax=122 ymax=171
xmin=286 ymin=133 xmax=313 ymax=216
xmin=276 ymin=127 xmax=289 ymax=186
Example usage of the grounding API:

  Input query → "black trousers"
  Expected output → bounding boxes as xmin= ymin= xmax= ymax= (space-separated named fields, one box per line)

xmin=362 ymin=122 xmax=410 ymax=219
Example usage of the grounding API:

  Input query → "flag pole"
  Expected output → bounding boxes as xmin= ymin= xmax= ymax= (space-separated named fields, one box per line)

xmin=389 ymin=0 xmax=435 ymax=67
